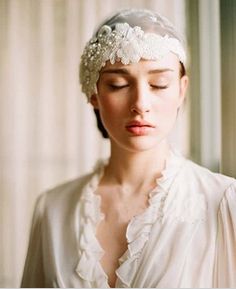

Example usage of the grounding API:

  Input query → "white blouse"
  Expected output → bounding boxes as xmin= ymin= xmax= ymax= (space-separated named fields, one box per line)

xmin=21 ymin=150 xmax=236 ymax=288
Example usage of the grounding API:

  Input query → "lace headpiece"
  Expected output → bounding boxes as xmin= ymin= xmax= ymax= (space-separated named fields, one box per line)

xmin=79 ymin=9 xmax=187 ymax=100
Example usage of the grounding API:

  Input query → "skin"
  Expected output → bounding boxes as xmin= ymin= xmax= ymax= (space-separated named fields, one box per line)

xmin=90 ymin=53 xmax=188 ymax=287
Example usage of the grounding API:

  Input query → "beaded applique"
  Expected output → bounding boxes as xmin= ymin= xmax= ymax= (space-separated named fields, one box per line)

xmin=80 ymin=23 xmax=186 ymax=100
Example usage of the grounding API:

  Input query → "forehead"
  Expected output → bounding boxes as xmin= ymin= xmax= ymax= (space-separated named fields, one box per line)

xmin=100 ymin=52 xmax=180 ymax=76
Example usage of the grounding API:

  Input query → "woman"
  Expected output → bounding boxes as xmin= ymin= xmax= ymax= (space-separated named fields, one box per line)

xmin=21 ymin=8 xmax=236 ymax=288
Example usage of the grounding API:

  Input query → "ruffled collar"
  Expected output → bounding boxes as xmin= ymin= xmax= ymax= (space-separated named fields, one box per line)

xmin=75 ymin=148 xmax=186 ymax=287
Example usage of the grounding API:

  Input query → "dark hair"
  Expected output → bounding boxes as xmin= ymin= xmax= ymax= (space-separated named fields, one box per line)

xmin=94 ymin=108 xmax=109 ymax=138
xmin=94 ymin=62 xmax=186 ymax=139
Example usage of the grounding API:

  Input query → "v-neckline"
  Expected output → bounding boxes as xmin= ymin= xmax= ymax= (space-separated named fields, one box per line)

xmin=93 ymin=186 xmax=158 ymax=287
xmin=75 ymin=148 xmax=186 ymax=287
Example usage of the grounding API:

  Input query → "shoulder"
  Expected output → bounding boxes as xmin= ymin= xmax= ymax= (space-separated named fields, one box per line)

xmin=169 ymin=155 xmax=236 ymax=222
xmin=35 ymin=171 xmax=96 ymax=218
xmin=185 ymin=158 xmax=234 ymax=186
xmin=46 ymin=172 xmax=94 ymax=202
xmin=179 ymin=157 xmax=236 ymax=203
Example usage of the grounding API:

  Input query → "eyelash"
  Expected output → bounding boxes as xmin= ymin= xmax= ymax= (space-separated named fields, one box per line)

xmin=109 ymin=84 xmax=129 ymax=90
xmin=109 ymin=84 xmax=168 ymax=90
xmin=150 ymin=85 xmax=168 ymax=90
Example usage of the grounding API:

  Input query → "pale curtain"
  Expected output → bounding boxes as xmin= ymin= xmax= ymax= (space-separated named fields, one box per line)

xmin=0 ymin=0 xmax=187 ymax=286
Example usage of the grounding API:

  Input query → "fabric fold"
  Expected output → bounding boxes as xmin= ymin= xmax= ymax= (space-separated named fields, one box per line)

xmin=75 ymin=162 xmax=109 ymax=287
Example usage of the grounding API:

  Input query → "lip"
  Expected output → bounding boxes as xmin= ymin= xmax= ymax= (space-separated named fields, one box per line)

xmin=125 ymin=120 xmax=155 ymax=136
xmin=125 ymin=120 xmax=155 ymax=128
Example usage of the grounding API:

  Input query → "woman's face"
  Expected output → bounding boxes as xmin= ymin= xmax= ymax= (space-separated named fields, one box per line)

xmin=91 ymin=53 xmax=188 ymax=153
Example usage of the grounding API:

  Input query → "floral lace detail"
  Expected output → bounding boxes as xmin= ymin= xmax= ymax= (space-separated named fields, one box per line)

xmin=80 ymin=22 xmax=186 ymax=100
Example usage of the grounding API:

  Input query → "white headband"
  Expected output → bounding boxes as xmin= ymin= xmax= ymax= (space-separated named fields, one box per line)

xmin=80 ymin=22 xmax=186 ymax=100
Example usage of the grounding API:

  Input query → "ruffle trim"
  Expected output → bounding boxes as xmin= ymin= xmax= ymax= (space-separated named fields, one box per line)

xmin=115 ymin=149 xmax=186 ymax=287
xmin=75 ymin=149 xmax=187 ymax=287
xmin=75 ymin=162 xmax=109 ymax=287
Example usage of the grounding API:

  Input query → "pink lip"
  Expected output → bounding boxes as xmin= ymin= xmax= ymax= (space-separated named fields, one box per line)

xmin=126 ymin=120 xmax=155 ymax=128
xmin=125 ymin=120 xmax=155 ymax=136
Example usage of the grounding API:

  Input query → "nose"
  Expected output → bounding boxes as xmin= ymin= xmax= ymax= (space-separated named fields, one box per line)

xmin=130 ymin=82 xmax=151 ymax=114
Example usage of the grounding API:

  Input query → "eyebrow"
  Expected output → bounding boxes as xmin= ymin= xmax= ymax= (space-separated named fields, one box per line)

xmin=148 ymin=69 xmax=174 ymax=74
xmin=100 ymin=68 xmax=174 ymax=75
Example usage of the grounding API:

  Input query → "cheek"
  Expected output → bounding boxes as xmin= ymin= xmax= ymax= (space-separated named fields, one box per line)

xmin=156 ymin=88 xmax=181 ymax=126
xmin=158 ymin=88 xmax=180 ymax=114
xmin=99 ymin=99 xmax=122 ymax=116
xmin=98 ymin=92 xmax=129 ymax=115
xmin=97 ymin=97 xmax=126 ymax=129
xmin=163 ymin=99 xmax=179 ymax=114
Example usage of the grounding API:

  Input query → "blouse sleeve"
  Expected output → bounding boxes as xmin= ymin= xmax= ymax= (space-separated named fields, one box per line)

xmin=21 ymin=193 xmax=46 ymax=288
xmin=214 ymin=180 xmax=236 ymax=287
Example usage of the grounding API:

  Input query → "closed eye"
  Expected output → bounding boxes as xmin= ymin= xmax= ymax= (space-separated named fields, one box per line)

xmin=150 ymin=85 xmax=168 ymax=89
xmin=109 ymin=84 xmax=129 ymax=90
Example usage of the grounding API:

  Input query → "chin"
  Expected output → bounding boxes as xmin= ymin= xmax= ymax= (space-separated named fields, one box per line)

xmin=115 ymin=135 xmax=166 ymax=153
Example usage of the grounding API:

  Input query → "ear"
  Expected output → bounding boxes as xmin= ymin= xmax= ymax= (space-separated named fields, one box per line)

xmin=178 ymin=75 xmax=189 ymax=107
xmin=90 ymin=94 xmax=99 ymax=109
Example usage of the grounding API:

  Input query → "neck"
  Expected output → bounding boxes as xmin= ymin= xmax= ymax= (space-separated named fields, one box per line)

xmin=101 ymin=140 xmax=171 ymax=194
